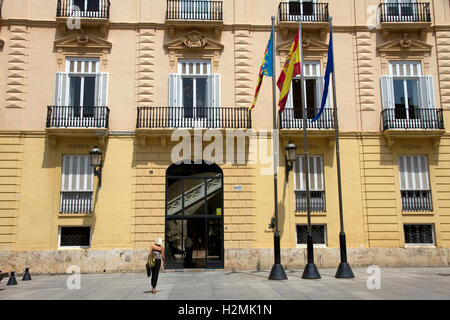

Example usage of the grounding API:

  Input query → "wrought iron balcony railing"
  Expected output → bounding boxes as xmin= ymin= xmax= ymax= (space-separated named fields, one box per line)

xmin=60 ymin=191 xmax=93 ymax=214
xmin=278 ymin=2 xmax=329 ymax=22
xmin=379 ymin=3 xmax=431 ymax=23
xmin=279 ymin=108 xmax=334 ymax=129
xmin=295 ymin=191 xmax=326 ymax=213
xmin=46 ymin=106 xmax=110 ymax=129
xmin=137 ymin=106 xmax=251 ymax=129
xmin=57 ymin=0 xmax=111 ymax=19
xmin=382 ymin=108 xmax=444 ymax=130
xmin=166 ymin=0 xmax=223 ymax=21
xmin=401 ymin=190 xmax=432 ymax=212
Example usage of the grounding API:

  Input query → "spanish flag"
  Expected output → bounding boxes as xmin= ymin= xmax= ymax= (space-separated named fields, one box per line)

xmin=277 ymin=30 xmax=301 ymax=112
xmin=250 ymin=29 xmax=274 ymax=110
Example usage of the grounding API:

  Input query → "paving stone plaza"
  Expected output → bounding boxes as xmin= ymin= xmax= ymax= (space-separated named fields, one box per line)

xmin=0 ymin=268 xmax=449 ymax=300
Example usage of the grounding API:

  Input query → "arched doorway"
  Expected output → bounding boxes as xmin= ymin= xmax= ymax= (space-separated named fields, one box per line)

xmin=165 ymin=162 xmax=224 ymax=269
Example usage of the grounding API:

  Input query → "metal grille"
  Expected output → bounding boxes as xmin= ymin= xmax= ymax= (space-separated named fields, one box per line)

xmin=60 ymin=191 xmax=93 ymax=214
xmin=60 ymin=227 xmax=91 ymax=247
xmin=404 ymin=225 xmax=433 ymax=244
xmin=295 ymin=191 xmax=326 ymax=212
xmin=401 ymin=190 xmax=432 ymax=212
xmin=296 ymin=225 xmax=326 ymax=245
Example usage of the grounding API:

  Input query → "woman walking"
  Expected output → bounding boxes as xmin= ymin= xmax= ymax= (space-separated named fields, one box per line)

xmin=149 ymin=237 xmax=164 ymax=294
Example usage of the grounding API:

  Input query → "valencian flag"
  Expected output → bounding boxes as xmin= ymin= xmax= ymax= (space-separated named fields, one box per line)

xmin=312 ymin=28 xmax=333 ymax=122
xmin=250 ymin=28 xmax=274 ymax=110
xmin=277 ymin=30 xmax=301 ymax=112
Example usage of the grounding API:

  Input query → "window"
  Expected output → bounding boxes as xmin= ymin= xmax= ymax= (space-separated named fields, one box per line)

xmin=296 ymin=225 xmax=326 ymax=245
xmin=287 ymin=0 xmax=317 ymax=18
xmin=294 ymin=155 xmax=325 ymax=212
xmin=404 ymin=224 xmax=434 ymax=245
xmin=180 ymin=0 xmax=212 ymax=20
xmin=60 ymin=155 xmax=94 ymax=214
xmin=53 ymin=58 xmax=108 ymax=127
xmin=381 ymin=62 xmax=437 ymax=128
xmin=168 ymin=60 xmax=220 ymax=126
xmin=59 ymin=227 xmax=91 ymax=247
xmin=284 ymin=62 xmax=332 ymax=128
xmin=398 ymin=155 xmax=432 ymax=212
xmin=70 ymin=0 xmax=104 ymax=18
xmin=385 ymin=0 xmax=416 ymax=20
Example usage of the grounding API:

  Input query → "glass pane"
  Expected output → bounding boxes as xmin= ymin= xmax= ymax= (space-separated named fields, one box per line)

xmin=166 ymin=219 xmax=185 ymax=266
xmin=74 ymin=0 xmax=85 ymax=11
xmin=207 ymin=219 xmax=223 ymax=261
xmin=406 ymin=79 xmax=420 ymax=119
xmin=206 ymin=178 xmax=222 ymax=215
xmin=292 ymin=78 xmax=302 ymax=119
xmin=83 ymin=77 xmax=96 ymax=109
xmin=69 ymin=76 xmax=81 ymax=107
xmin=87 ymin=0 xmax=100 ymax=11
xmin=393 ymin=79 xmax=406 ymax=119
xmin=306 ymin=79 xmax=316 ymax=118
xmin=182 ymin=78 xmax=194 ymax=118
xmin=183 ymin=178 xmax=206 ymax=216
xmin=167 ymin=178 xmax=183 ymax=217
xmin=185 ymin=219 xmax=206 ymax=268
xmin=196 ymin=78 xmax=207 ymax=118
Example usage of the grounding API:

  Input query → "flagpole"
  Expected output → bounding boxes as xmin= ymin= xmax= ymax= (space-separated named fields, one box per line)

xmin=299 ymin=17 xmax=320 ymax=280
xmin=329 ymin=16 xmax=355 ymax=279
xmin=268 ymin=16 xmax=288 ymax=281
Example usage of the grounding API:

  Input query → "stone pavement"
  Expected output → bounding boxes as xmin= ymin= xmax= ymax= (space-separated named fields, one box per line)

xmin=0 ymin=267 xmax=449 ymax=300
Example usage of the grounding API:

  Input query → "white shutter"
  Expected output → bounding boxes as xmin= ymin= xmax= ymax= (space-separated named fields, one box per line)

xmin=419 ymin=75 xmax=435 ymax=109
xmin=398 ymin=155 xmax=429 ymax=191
xmin=95 ymin=73 xmax=109 ymax=106
xmin=61 ymin=155 xmax=94 ymax=192
xmin=380 ymin=76 xmax=395 ymax=110
xmin=286 ymin=82 xmax=294 ymax=109
xmin=169 ymin=74 xmax=181 ymax=108
xmin=54 ymin=72 xmax=68 ymax=106
xmin=212 ymin=74 xmax=221 ymax=108
xmin=315 ymin=76 xmax=325 ymax=111
xmin=295 ymin=155 xmax=324 ymax=191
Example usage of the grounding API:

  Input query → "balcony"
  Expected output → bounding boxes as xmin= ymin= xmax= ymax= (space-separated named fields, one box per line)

xmin=279 ymin=108 xmax=334 ymax=130
xmin=378 ymin=3 xmax=431 ymax=40
xmin=60 ymin=191 xmax=93 ymax=214
xmin=379 ymin=3 xmax=430 ymax=23
xmin=401 ymin=190 xmax=432 ymax=212
xmin=278 ymin=2 xmax=329 ymax=39
xmin=166 ymin=0 xmax=223 ymax=35
xmin=295 ymin=191 xmax=326 ymax=213
xmin=47 ymin=106 xmax=110 ymax=128
xmin=56 ymin=0 xmax=110 ymax=34
xmin=382 ymin=108 xmax=444 ymax=131
xmin=57 ymin=0 xmax=110 ymax=19
xmin=136 ymin=106 xmax=251 ymax=130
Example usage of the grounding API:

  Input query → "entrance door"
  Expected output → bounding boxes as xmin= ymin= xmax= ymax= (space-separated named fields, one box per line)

xmin=165 ymin=162 xmax=224 ymax=269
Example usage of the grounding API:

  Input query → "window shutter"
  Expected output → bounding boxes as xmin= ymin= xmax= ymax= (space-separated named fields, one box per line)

xmin=380 ymin=76 xmax=394 ymax=109
xmin=54 ymin=72 xmax=68 ymax=106
xmin=315 ymin=76 xmax=324 ymax=111
xmin=213 ymin=74 xmax=221 ymax=108
xmin=419 ymin=75 xmax=435 ymax=109
xmin=95 ymin=73 xmax=109 ymax=106
xmin=295 ymin=155 xmax=324 ymax=191
xmin=168 ymin=74 xmax=181 ymax=108
xmin=286 ymin=82 xmax=293 ymax=109
xmin=61 ymin=155 xmax=94 ymax=192
xmin=398 ymin=155 xmax=429 ymax=191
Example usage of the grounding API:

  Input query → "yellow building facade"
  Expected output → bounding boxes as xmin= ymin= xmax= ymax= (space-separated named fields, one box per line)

xmin=0 ymin=0 xmax=449 ymax=273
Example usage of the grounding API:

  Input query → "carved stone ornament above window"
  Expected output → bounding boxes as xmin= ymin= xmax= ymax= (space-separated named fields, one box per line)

xmin=164 ymin=30 xmax=224 ymax=51
xmin=277 ymin=36 xmax=328 ymax=54
xmin=0 ymin=39 xmax=4 ymax=50
xmin=54 ymin=29 xmax=112 ymax=52
xmin=377 ymin=33 xmax=432 ymax=54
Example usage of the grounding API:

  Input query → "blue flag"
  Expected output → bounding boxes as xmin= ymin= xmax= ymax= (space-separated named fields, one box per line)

xmin=261 ymin=28 xmax=274 ymax=77
xmin=312 ymin=30 xmax=333 ymax=122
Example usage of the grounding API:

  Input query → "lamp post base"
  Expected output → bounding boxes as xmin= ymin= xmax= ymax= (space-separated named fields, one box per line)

xmin=268 ymin=264 xmax=288 ymax=280
xmin=335 ymin=262 xmax=355 ymax=279
xmin=302 ymin=263 xmax=321 ymax=279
